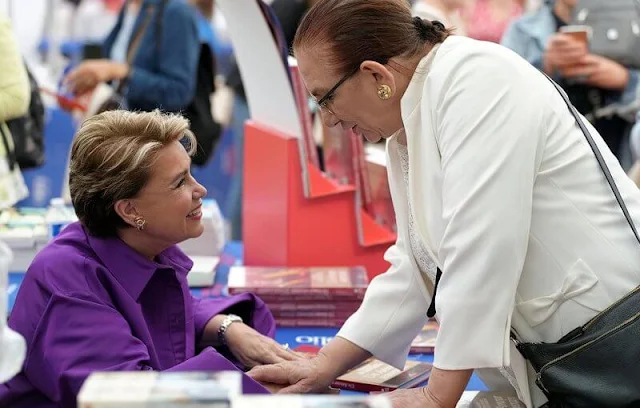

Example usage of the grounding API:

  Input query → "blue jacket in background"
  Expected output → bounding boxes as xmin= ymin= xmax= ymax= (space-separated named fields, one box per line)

xmin=501 ymin=3 xmax=640 ymax=122
xmin=103 ymin=0 xmax=200 ymax=112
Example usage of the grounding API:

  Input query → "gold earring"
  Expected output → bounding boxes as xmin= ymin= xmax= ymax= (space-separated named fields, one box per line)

xmin=377 ymin=84 xmax=392 ymax=100
xmin=134 ymin=216 xmax=146 ymax=231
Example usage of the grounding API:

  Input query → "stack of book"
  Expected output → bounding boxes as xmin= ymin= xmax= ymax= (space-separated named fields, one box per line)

xmin=77 ymin=371 xmax=241 ymax=407
xmin=234 ymin=395 xmax=392 ymax=408
xmin=227 ymin=266 xmax=368 ymax=327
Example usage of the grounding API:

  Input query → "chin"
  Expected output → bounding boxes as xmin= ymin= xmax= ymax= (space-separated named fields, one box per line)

xmin=363 ymin=132 xmax=383 ymax=143
xmin=190 ymin=223 xmax=205 ymax=239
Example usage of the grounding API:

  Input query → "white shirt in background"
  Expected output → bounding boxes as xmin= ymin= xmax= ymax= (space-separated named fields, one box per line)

xmin=412 ymin=1 xmax=467 ymax=36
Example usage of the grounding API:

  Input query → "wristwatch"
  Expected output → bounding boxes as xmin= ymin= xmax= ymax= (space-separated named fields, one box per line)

xmin=217 ymin=314 xmax=243 ymax=346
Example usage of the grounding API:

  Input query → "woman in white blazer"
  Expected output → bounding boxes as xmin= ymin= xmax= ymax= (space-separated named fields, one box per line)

xmin=249 ymin=0 xmax=640 ymax=406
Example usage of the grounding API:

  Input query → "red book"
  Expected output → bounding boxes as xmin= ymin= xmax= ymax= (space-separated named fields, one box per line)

xmin=254 ymin=293 xmax=366 ymax=302
xmin=275 ymin=317 xmax=348 ymax=328
xmin=273 ymin=311 xmax=354 ymax=319
xmin=289 ymin=59 xmax=320 ymax=169
xmin=331 ymin=358 xmax=432 ymax=393
xmin=364 ymin=144 xmax=397 ymax=233
xmin=292 ymin=346 xmax=432 ymax=393
xmin=410 ymin=320 xmax=439 ymax=354
xmin=323 ymin=124 xmax=356 ymax=186
xmin=266 ymin=302 xmax=362 ymax=313
xmin=227 ymin=266 xmax=368 ymax=298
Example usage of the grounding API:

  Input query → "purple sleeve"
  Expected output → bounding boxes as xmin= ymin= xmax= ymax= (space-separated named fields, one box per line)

xmin=24 ymin=293 xmax=270 ymax=407
xmin=192 ymin=292 xmax=276 ymax=341
xmin=168 ymin=347 xmax=270 ymax=394
xmin=23 ymin=293 xmax=155 ymax=407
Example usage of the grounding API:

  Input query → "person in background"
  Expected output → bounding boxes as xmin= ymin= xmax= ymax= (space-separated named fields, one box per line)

xmin=0 ymin=110 xmax=302 ymax=408
xmin=0 ymin=10 xmax=30 ymax=207
xmin=463 ymin=0 xmax=523 ymax=43
xmin=0 ymin=11 xmax=30 ymax=125
xmin=64 ymin=0 xmax=200 ymax=113
xmin=247 ymin=0 xmax=640 ymax=406
xmin=412 ymin=0 xmax=469 ymax=35
xmin=501 ymin=0 xmax=639 ymax=165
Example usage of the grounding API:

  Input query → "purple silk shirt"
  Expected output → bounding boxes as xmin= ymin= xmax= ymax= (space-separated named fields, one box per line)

xmin=0 ymin=222 xmax=275 ymax=407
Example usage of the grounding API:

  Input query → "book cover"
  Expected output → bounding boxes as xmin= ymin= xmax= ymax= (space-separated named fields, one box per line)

xmin=233 ymin=395 xmax=393 ymax=408
xmin=331 ymin=358 xmax=432 ymax=393
xmin=77 ymin=371 xmax=240 ymax=407
xmin=227 ymin=266 xmax=368 ymax=297
xmin=456 ymin=391 xmax=526 ymax=408
xmin=410 ymin=319 xmax=439 ymax=354
xmin=289 ymin=58 xmax=320 ymax=170
xmin=323 ymin=124 xmax=356 ymax=186
xmin=363 ymin=144 xmax=396 ymax=233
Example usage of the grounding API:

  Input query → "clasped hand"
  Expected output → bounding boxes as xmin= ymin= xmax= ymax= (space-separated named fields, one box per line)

xmin=223 ymin=322 xmax=303 ymax=369
xmin=544 ymin=33 xmax=629 ymax=90
xmin=248 ymin=357 xmax=435 ymax=407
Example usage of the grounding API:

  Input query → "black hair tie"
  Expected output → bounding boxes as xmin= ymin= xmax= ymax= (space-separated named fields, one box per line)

xmin=412 ymin=16 xmax=430 ymax=40
xmin=413 ymin=16 xmax=446 ymax=41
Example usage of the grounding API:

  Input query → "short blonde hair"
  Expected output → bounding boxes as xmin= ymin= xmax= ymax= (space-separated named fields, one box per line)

xmin=69 ymin=110 xmax=197 ymax=237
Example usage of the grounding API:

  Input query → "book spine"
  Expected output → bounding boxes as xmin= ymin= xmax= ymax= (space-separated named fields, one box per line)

xmin=228 ymin=287 xmax=367 ymax=298
xmin=266 ymin=302 xmax=361 ymax=312
xmin=409 ymin=346 xmax=435 ymax=354
xmin=272 ymin=311 xmax=355 ymax=319
xmin=329 ymin=380 xmax=395 ymax=393
xmin=276 ymin=318 xmax=348 ymax=328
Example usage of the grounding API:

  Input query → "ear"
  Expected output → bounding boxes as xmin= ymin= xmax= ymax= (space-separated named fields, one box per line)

xmin=360 ymin=60 xmax=397 ymax=96
xmin=114 ymin=199 xmax=139 ymax=228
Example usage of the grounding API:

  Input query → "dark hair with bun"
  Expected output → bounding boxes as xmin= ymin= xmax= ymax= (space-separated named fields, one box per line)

xmin=293 ymin=0 xmax=451 ymax=76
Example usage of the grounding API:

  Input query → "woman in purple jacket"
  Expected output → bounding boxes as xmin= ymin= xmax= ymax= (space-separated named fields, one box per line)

xmin=0 ymin=110 xmax=294 ymax=407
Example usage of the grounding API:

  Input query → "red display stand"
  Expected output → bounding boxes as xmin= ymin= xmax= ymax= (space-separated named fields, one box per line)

xmin=242 ymin=120 xmax=396 ymax=280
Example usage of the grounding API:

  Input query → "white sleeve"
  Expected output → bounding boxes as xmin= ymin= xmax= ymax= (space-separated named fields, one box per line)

xmin=337 ymin=234 xmax=430 ymax=370
xmin=431 ymin=47 xmax=545 ymax=370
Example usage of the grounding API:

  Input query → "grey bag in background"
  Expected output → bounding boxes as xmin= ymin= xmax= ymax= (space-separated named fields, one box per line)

xmin=572 ymin=0 xmax=640 ymax=69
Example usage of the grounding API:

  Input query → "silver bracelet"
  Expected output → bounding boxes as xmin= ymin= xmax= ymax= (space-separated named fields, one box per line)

xmin=217 ymin=314 xmax=243 ymax=346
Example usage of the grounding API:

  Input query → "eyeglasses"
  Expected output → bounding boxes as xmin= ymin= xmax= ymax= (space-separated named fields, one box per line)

xmin=315 ymin=66 xmax=360 ymax=113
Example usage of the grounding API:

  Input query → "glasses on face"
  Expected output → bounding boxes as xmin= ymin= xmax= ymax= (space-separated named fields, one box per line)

xmin=315 ymin=66 xmax=360 ymax=114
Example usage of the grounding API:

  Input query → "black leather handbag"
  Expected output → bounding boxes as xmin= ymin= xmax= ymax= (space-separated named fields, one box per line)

xmin=512 ymin=75 xmax=640 ymax=408
xmin=572 ymin=0 xmax=640 ymax=69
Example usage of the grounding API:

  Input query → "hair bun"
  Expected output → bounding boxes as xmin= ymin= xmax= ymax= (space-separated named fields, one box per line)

xmin=412 ymin=17 xmax=447 ymax=42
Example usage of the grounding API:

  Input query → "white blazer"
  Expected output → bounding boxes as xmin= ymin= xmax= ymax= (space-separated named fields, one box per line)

xmin=337 ymin=36 xmax=640 ymax=407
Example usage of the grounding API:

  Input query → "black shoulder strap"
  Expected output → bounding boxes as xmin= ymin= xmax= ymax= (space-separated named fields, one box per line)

xmin=427 ymin=268 xmax=441 ymax=318
xmin=427 ymin=72 xmax=640 ymax=320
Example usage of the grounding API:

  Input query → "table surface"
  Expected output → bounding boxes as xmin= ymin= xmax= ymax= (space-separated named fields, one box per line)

xmin=6 ymin=241 xmax=487 ymax=392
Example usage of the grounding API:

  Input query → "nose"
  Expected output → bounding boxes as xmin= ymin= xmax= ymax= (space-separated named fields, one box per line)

xmin=192 ymin=177 xmax=207 ymax=200
xmin=320 ymin=109 xmax=340 ymax=128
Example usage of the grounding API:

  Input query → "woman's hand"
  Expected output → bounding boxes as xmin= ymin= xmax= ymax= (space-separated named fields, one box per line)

xmin=223 ymin=322 xmax=302 ymax=369
xmin=560 ymin=54 xmax=630 ymax=90
xmin=64 ymin=59 xmax=129 ymax=95
xmin=543 ymin=33 xmax=588 ymax=73
xmin=247 ymin=353 xmax=336 ymax=394
xmin=385 ymin=387 xmax=435 ymax=408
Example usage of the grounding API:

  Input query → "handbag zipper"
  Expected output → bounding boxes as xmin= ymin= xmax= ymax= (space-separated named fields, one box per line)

xmin=581 ymin=285 xmax=640 ymax=332
xmin=538 ymin=312 xmax=640 ymax=379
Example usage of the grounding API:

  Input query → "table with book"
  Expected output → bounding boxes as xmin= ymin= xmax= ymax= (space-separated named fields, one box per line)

xmin=6 ymin=240 xmax=487 ymax=397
